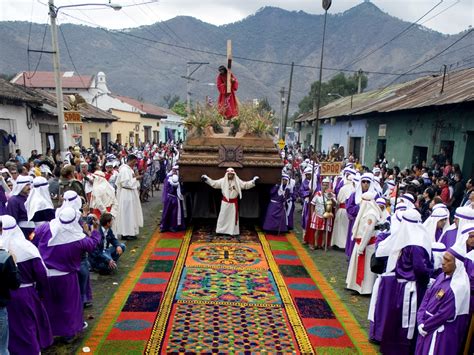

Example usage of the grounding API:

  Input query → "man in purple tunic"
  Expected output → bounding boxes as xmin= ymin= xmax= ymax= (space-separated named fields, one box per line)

xmin=380 ymin=209 xmax=433 ymax=355
xmin=415 ymin=240 xmax=470 ymax=355
xmin=2 ymin=215 xmax=53 ymax=354
xmin=37 ymin=207 xmax=100 ymax=339
xmin=160 ymin=174 xmax=185 ymax=232
xmin=299 ymin=168 xmax=312 ymax=230
xmin=439 ymin=206 xmax=474 ymax=248
xmin=263 ymin=174 xmax=290 ymax=233
xmin=345 ymin=173 xmax=379 ymax=260
xmin=6 ymin=175 xmax=34 ymax=238
xmin=162 ymin=165 xmax=178 ymax=205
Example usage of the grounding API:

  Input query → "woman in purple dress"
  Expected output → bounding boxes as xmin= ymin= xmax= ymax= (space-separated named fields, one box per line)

xmin=37 ymin=207 xmax=100 ymax=339
xmin=2 ymin=215 xmax=53 ymax=354
xmin=263 ymin=174 xmax=290 ymax=233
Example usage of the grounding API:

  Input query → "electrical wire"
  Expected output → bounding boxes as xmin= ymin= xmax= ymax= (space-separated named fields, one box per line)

xmin=58 ymin=24 xmax=88 ymax=89
xmin=26 ymin=19 xmax=49 ymax=80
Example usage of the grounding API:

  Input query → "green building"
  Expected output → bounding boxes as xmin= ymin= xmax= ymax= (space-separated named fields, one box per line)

xmin=296 ymin=68 xmax=474 ymax=178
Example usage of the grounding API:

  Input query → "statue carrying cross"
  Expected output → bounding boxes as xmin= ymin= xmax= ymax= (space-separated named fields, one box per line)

xmin=217 ymin=40 xmax=239 ymax=119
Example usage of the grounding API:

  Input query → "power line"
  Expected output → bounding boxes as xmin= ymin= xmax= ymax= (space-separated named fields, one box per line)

xmin=382 ymin=29 xmax=473 ymax=88
xmin=419 ymin=0 xmax=460 ymax=26
xmin=58 ymin=23 xmax=88 ymax=89
xmin=340 ymin=0 xmax=444 ymax=70
xmin=26 ymin=19 xmax=49 ymax=80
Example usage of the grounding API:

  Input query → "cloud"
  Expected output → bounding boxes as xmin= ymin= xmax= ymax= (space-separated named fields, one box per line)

xmin=0 ymin=0 xmax=471 ymax=34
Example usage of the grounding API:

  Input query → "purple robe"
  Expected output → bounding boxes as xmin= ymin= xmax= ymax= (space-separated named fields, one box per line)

xmin=380 ymin=245 xmax=433 ymax=355
xmin=334 ymin=177 xmax=344 ymax=196
xmin=37 ymin=225 xmax=100 ymax=337
xmin=370 ymin=274 xmax=398 ymax=342
xmin=0 ymin=186 xmax=7 ymax=215
xmin=7 ymin=257 xmax=53 ymax=354
xmin=345 ymin=192 xmax=359 ymax=259
xmin=5 ymin=194 xmax=34 ymax=238
xmin=299 ymin=179 xmax=311 ymax=229
xmin=286 ymin=187 xmax=296 ymax=230
xmin=415 ymin=274 xmax=466 ymax=355
xmin=439 ymin=228 xmax=457 ymax=248
xmin=160 ymin=184 xmax=185 ymax=232
xmin=263 ymin=185 xmax=288 ymax=233
xmin=465 ymin=257 xmax=474 ymax=354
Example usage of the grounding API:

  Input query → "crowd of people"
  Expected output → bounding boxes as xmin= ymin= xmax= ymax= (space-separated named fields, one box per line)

xmin=266 ymin=144 xmax=473 ymax=354
xmin=0 ymin=141 xmax=180 ymax=354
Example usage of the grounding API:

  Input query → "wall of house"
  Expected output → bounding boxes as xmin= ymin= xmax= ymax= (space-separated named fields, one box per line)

xmin=321 ymin=119 xmax=367 ymax=162
xmin=0 ymin=103 xmax=42 ymax=160
xmin=81 ymin=122 xmax=113 ymax=149
xmin=160 ymin=114 xmax=186 ymax=143
xmin=141 ymin=117 xmax=160 ymax=144
xmin=109 ymin=109 xmax=143 ymax=146
xmin=364 ymin=105 xmax=473 ymax=176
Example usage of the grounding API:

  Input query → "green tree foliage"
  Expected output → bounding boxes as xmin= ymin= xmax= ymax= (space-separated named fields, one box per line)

xmin=297 ymin=72 xmax=368 ymax=114
xmin=163 ymin=94 xmax=180 ymax=109
xmin=171 ymin=101 xmax=187 ymax=117
xmin=256 ymin=97 xmax=273 ymax=115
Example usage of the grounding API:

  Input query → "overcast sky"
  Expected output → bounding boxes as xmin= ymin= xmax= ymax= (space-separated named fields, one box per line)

xmin=1 ymin=0 xmax=472 ymax=34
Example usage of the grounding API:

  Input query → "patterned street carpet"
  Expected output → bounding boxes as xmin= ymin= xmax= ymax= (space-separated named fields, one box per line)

xmin=80 ymin=224 xmax=376 ymax=354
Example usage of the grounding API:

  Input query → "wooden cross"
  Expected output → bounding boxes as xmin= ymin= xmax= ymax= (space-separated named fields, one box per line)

xmin=226 ymin=40 xmax=232 ymax=94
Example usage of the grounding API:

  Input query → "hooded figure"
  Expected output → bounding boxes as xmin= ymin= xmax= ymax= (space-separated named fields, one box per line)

xmin=423 ymin=207 xmax=450 ymax=244
xmin=332 ymin=168 xmax=356 ymax=249
xmin=25 ymin=176 xmax=55 ymax=225
xmin=346 ymin=192 xmax=382 ymax=294
xmin=439 ymin=206 xmax=474 ymax=248
xmin=160 ymin=174 xmax=185 ymax=232
xmin=262 ymin=173 xmax=290 ymax=233
xmin=90 ymin=170 xmax=117 ymax=217
xmin=2 ymin=215 xmax=53 ymax=354
xmin=415 ymin=236 xmax=470 ymax=355
xmin=6 ymin=175 xmax=34 ymax=238
xmin=37 ymin=207 xmax=100 ymax=338
xmin=380 ymin=209 xmax=433 ymax=355
xmin=202 ymin=168 xmax=258 ymax=235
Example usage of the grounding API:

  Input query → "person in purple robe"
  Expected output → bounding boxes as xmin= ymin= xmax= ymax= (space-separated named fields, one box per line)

xmin=160 ymin=174 xmax=185 ymax=232
xmin=37 ymin=207 xmax=100 ymax=339
xmin=345 ymin=173 xmax=379 ymax=260
xmin=263 ymin=174 xmax=290 ymax=233
xmin=2 ymin=215 xmax=53 ymax=354
xmin=380 ymin=209 xmax=433 ymax=355
xmin=415 ymin=240 xmax=470 ymax=355
xmin=25 ymin=176 xmax=55 ymax=229
xmin=286 ymin=177 xmax=296 ymax=230
xmin=299 ymin=168 xmax=312 ymax=230
xmin=161 ymin=165 xmax=178 ymax=205
xmin=5 ymin=175 xmax=34 ymax=238
xmin=439 ymin=206 xmax=474 ymax=248
xmin=0 ymin=175 xmax=11 ymax=215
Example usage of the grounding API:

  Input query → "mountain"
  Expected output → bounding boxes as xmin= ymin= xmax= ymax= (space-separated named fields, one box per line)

xmin=0 ymin=2 xmax=471 ymax=113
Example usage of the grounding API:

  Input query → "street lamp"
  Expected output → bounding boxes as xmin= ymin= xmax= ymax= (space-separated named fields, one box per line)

xmin=312 ymin=0 xmax=332 ymax=153
xmin=48 ymin=0 xmax=121 ymax=158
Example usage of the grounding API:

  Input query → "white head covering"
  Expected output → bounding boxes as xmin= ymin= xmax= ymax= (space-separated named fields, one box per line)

xmin=446 ymin=226 xmax=472 ymax=317
xmin=431 ymin=242 xmax=446 ymax=271
xmin=55 ymin=190 xmax=82 ymax=217
xmin=372 ymin=167 xmax=381 ymax=175
xmin=355 ymin=173 xmax=377 ymax=204
xmin=376 ymin=202 xmax=407 ymax=258
xmin=400 ymin=193 xmax=416 ymax=209
xmin=40 ymin=164 xmax=52 ymax=176
xmin=10 ymin=175 xmax=32 ymax=196
xmin=48 ymin=207 xmax=85 ymax=246
xmin=220 ymin=169 xmax=250 ymax=200
xmin=90 ymin=171 xmax=117 ymax=213
xmin=454 ymin=206 xmax=474 ymax=240
xmin=1 ymin=215 xmax=41 ymax=263
xmin=423 ymin=207 xmax=450 ymax=243
xmin=351 ymin=192 xmax=382 ymax=240
xmin=25 ymin=176 xmax=54 ymax=221
xmin=386 ymin=209 xmax=431 ymax=273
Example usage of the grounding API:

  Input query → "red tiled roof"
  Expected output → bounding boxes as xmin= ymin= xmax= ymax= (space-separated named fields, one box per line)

xmin=11 ymin=71 xmax=93 ymax=89
xmin=113 ymin=94 xmax=173 ymax=118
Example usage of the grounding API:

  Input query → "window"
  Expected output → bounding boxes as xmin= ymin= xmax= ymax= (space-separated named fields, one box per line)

xmin=412 ymin=146 xmax=428 ymax=165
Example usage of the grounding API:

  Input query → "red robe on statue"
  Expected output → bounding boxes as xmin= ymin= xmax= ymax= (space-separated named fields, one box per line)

xmin=217 ymin=73 xmax=239 ymax=119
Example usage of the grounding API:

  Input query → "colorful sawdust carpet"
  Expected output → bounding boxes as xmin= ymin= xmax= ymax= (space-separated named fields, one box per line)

xmin=81 ymin=226 xmax=376 ymax=354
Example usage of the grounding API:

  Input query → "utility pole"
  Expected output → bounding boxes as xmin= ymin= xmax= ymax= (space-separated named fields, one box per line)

xmin=358 ymin=68 xmax=363 ymax=94
xmin=49 ymin=0 xmax=68 ymax=158
xmin=181 ymin=61 xmax=209 ymax=115
xmin=313 ymin=0 xmax=332 ymax=152
xmin=279 ymin=87 xmax=286 ymax=140
xmin=283 ymin=62 xmax=294 ymax=139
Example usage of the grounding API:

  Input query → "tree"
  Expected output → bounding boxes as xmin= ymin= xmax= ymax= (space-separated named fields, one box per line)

xmin=256 ymin=97 xmax=273 ymax=115
xmin=163 ymin=94 xmax=180 ymax=109
xmin=297 ymin=72 xmax=368 ymax=114
xmin=171 ymin=101 xmax=187 ymax=117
